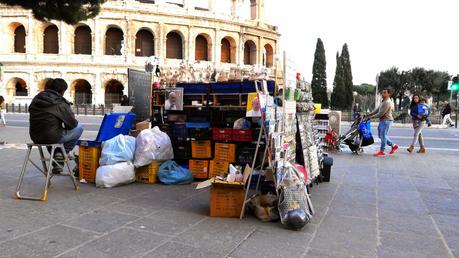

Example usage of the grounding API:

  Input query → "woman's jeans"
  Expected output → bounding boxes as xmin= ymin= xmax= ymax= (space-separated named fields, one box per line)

xmin=378 ymin=120 xmax=394 ymax=152
xmin=411 ymin=120 xmax=425 ymax=147
xmin=59 ymin=123 xmax=84 ymax=153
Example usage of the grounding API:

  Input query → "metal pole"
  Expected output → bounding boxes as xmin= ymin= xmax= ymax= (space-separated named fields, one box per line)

xmin=456 ymin=92 xmax=458 ymax=129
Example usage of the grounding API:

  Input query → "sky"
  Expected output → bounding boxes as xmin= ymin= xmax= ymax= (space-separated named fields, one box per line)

xmin=264 ymin=0 xmax=459 ymax=86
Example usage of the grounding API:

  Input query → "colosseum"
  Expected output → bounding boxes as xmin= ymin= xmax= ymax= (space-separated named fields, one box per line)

xmin=0 ymin=0 xmax=280 ymax=106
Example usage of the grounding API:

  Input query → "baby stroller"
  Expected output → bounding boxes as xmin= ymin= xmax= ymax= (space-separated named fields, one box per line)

xmin=338 ymin=114 xmax=374 ymax=154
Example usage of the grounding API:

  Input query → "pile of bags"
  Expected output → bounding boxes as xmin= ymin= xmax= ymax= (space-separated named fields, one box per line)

xmin=96 ymin=126 xmax=192 ymax=188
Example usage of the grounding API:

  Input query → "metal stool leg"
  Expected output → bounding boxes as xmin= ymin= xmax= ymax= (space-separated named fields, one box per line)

xmin=15 ymin=145 xmax=32 ymax=199
xmin=59 ymin=145 xmax=79 ymax=190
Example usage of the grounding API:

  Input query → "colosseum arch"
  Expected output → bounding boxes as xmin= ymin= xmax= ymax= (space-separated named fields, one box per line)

xmin=74 ymin=25 xmax=92 ymax=55
xmin=6 ymin=77 xmax=28 ymax=98
xmin=43 ymin=24 xmax=59 ymax=54
xmin=244 ymin=40 xmax=257 ymax=65
xmin=264 ymin=44 xmax=274 ymax=67
xmin=71 ymin=79 xmax=92 ymax=105
xmin=37 ymin=78 xmax=53 ymax=92
xmin=221 ymin=36 xmax=236 ymax=64
xmin=105 ymin=26 xmax=124 ymax=55
xmin=195 ymin=34 xmax=211 ymax=61
xmin=135 ymin=28 xmax=155 ymax=57
xmin=8 ymin=22 xmax=26 ymax=53
xmin=104 ymin=79 xmax=124 ymax=105
xmin=166 ymin=31 xmax=184 ymax=59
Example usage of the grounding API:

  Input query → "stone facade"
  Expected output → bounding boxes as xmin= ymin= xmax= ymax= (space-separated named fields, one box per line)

xmin=0 ymin=0 xmax=280 ymax=105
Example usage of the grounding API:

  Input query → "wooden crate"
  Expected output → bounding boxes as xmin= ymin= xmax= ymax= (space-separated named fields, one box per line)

xmin=191 ymin=140 xmax=212 ymax=159
xmin=214 ymin=143 xmax=236 ymax=162
xmin=189 ymin=159 xmax=209 ymax=179
xmin=210 ymin=181 xmax=245 ymax=217
xmin=78 ymin=145 xmax=101 ymax=184
xmin=135 ymin=161 xmax=162 ymax=184
xmin=209 ymin=160 xmax=229 ymax=178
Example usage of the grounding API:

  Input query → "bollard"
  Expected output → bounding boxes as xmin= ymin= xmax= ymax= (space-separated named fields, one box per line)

xmin=5 ymin=103 xmax=8 ymax=113
xmin=93 ymin=105 xmax=96 ymax=116
xmin=84 ymin=106 xmax=87 ymax=116
xmin=25 ymin=104 xmax=28 ymax=113
xmin=102 ymin=105 xmax=105 ymax=115
xmin=18 ymin=104 xmax=21 ymax=113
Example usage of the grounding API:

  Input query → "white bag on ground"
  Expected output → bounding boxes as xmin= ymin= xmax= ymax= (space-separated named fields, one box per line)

xmin=99 ymin=134 xmax=136 ymax=166
xmin=134 ymin=126 xmax=174 ymax=167
xmin=96 ymin=161 xmax=135 ymax=188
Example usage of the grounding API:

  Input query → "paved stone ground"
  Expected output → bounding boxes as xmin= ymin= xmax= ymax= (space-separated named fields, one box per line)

xmin=1 ymin=126 xmax=459 ymax=257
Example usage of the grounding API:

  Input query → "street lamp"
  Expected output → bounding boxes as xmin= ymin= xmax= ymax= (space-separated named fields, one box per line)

xmin=449 ymin=75 xmax=459 ymax=128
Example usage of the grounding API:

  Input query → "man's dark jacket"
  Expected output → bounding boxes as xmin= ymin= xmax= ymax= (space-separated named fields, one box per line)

xmin=29 ymin=89 xmax=78 ymax=143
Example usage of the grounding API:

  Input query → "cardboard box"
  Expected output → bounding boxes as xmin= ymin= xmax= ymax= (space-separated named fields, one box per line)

xmin=210 ymin=180 xmax=245 ymax=217
xmin=197 ymin=165 xmax=251 ymax=218
xmin=189 ymin=159 xmax=209 ymax=179
xmin=135 ymin=161 xmax=162 ymax=184
xmin=209 ymin=160 xmax=229 ymax=178
xmin=136 ymin=120 xmax=150 ymax=131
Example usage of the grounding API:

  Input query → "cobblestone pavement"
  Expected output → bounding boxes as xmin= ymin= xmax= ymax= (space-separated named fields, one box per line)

xmin=0 ymin=126 xmax=458 ymax=257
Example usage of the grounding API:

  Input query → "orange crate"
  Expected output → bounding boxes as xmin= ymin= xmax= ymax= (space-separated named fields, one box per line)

xmin=209 ymin=160 xmax=229 ymax=178
xmin=191 ymin=140 xmax=212 ymax=159
xmin=135 ymin=161 xmax=163 ymax=184
xmin=210 ymin=181 xmax=245 ymax=217
xmin=78 ymin=145 xmax=101 ymax=184
xmin=214 ymin=143 xmax=236 ymax=162
xmin=189 ymin=159 xmax=209 ymax=179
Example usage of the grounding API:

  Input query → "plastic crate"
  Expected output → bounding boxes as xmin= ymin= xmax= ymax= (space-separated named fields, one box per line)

xmin=172 ymin=122 xmax=188 ymax=140
xmin=191 ymin=140 xmax=212 ymax=159
xmin=135 ymin=161 xmax=163 ymax=184
xmin=232 ymin=129 xmax=253 ymax=142
xmin=209 ymin=160 xmax=229 ymax=178
xmin=211 ymin=82 xmax=241 ymax=94
xmin=210 ymin=181 xmax=245 ymax=217
xmin=167 ymin=114 xmax=187 ymax=122
xmin=185 ymin=122 xmax=210 ymax=128
xmin=189 ymin=159 xmax=209 ymax=179
xmin=172 ymin=140 xmax=191 ymax=160
xmin=212 ymin=128 xmax=233 ymax=141
xmin=214 ymin=143 xmax=236 ymax=163
xmin=236 ymin=146 xmax=256 ymax=166
xmin=188 ymin=128 xmax=211 ymax=140
xmin=78 ymin=141 xmax=101 ymax=184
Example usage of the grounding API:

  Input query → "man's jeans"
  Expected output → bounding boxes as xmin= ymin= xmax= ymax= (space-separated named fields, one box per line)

xmin=378 ymin=120 xmax=394 ymax=152
xmin=59 ymin=123 xmax=84 ymax=153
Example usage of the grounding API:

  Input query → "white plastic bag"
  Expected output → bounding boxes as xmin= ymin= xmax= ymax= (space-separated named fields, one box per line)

xmin=99 ymin=134 xmax=136 ymax=166
xmin=96 ymin=161 xmax=135 ymax=188
xmin=134 ymin=127 xmax=174 ymax=167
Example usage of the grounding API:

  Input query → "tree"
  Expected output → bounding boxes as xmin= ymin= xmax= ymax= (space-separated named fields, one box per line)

xmin=0 ymin=0 xmax=106 ymax=25
xmin=331 ymin=51 xmax=346 ymax=109
xmin=353 ymin=84 xmax=376 ymax=111
xmin=311 ymin=38 xmax=329 ymax=107
xmin=340 ymin=44 xmax=354 ymax=109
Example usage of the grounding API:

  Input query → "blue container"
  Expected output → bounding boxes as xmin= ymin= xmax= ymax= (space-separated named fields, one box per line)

xmin=185 ymin=122 xmax=210 ymax=129
xmin=211 ymin=82 xmax=241 ymax=94
xmin=176 ymin=83 xmax=209 ymax=94
xmin=77 ymin=112 xmax=136 ymax=145
xmin=173 ymin=123 xmax=188 ymax=139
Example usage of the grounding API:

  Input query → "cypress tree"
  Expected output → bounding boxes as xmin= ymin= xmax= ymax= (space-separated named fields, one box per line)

xmin=311 ymin=38 xmax=329 ymax=107
xmin=340 ymin=43 xmax=354 ymax=109
xmin=331 ymin=51 xmax=346 ymax=109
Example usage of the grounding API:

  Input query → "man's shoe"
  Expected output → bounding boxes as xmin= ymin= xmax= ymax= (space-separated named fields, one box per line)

xmin=374 ymin=151 xmax=386 ymax=157
xmin=417 ymin=146 xmax=426 ymax=154
xmin=389 ymin=144 xmax=399 ymax=154
xmin=407 ymin=145 xmax=414 ymax=153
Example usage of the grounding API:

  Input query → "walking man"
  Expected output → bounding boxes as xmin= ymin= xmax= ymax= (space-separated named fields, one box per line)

xmin=366 ymin=88 xmax=398 ymax=157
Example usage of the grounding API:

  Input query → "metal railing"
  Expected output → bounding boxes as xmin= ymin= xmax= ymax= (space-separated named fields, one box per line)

xmin=340 ymin=110 xmax=456 ymax=124
xmin=4 ymin=103 xmax=114 ymax=116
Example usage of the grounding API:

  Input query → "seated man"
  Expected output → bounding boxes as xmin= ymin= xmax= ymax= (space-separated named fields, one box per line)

xmin=29 ymin=78 xmax=83 ymax=174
